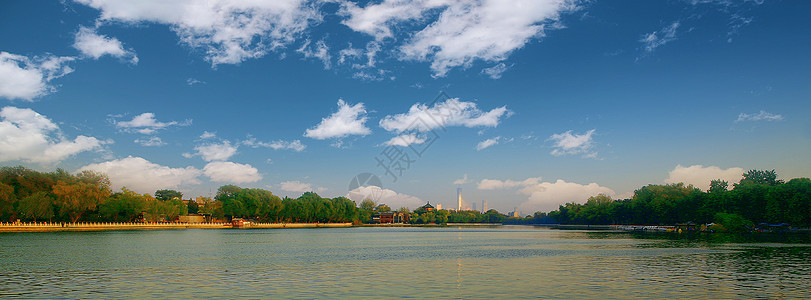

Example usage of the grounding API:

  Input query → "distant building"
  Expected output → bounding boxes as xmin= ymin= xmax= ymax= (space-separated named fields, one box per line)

xmin=372 ymin=212 xmax=410 ymax=224
xmin=436 ymin=204 xmax=442 ymax=210
xmin=415 ymin=202 xmax=435 ymax=213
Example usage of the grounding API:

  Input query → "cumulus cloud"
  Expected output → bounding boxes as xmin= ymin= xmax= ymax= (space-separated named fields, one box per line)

xmin=115 ymin=112 xmax=191 ymax=134
xmin=0 ymin=106 xmax=105 ymax=164
xmin=385 ymin=0 xmax=576 ymax=77
xmin=203 ymin=161 xmax=261 ymax=183
xmin=0 ymin=52 xmax=75 ymax=101
xmin=347 ymin=186 xmax=424 ymax=210
xmin=304 ymin=99 xmax=371 ymax=140
xmin=379 ymin=98 xmax=510 ymax=133
xmin=479 ymin=176 xmax=615 ymax=213
xmin=80 ymin=156 xmax=202 ymax=194
xmin=73 ymin=26 xmax=138 ymax=64
xmin=735 ymin=110 xmax=783 ymax=122
xmin=383 ymin=133 xmax=426 ymax=147
xmin=664 ymin=164 xmax=744 ymax=191
xmin=547 ymin=129 xmax=596 ymax=157
xmin=280 ymin=180 xmax=326 ymax=193
xmin=75 ymin=0 xmax=322 ymax=66
xmin=476 ymin=137 xmax=500 ymax=150
xmin=640 ymin=21 xmax=680 ymax=53
xmin=192 ymin=141 xmax=238 ymax=162
xmin=134 ymin=136 xmax=165 ymax=147
xmin=243 ymin=138 xmax=306 ymax=152
xmin=477 ymin=177 xmax=543 ymax=190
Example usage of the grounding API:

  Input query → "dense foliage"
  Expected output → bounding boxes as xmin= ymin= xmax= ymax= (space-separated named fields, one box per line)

xmin=0 ymin=166 xmax=188 ymax=223
xmin=2 ymin=166 xmax=808 ymax=229
xmin=211 ymin=186 xmax=360 ymax=223
xmin=543 ymin=170 xmax=811 ymax=228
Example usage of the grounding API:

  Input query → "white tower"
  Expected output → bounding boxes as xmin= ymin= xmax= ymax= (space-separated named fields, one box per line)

xmin=457 ymin=187 xmax=462 ymax=211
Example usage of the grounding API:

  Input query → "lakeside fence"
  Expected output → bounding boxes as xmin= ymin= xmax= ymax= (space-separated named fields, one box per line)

xmin=0 ymin=221 xmax=353 ymax=232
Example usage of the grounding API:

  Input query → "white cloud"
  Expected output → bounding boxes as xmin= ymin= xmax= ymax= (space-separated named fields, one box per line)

xmin=547 ymin=129 xmax=596 ymax=157
xmin=477 ymin=177 xmax=542 ymax=190
xmin=297 ymin=39 xmax=331 ymax=69
xmin=187 ymin=78 xmax=205 ymax=86
xmin=134 ymin=136 xmax=165 ymax=147
xmin=640 ymin=21 xmax=680 ymax=53
xmin=479 ymin=176 xmax=615 ymax=213
xmin=200 ymin=131 xmax=216 ymax=139
xmin=76 ymin=0 xmax=322 ymax=66
xmin=735 ymin=110 xmax=783 ymax=122
xmin=383 ymin=133 xmax=426 ymax=147
xmin=115 ymin=112 xmax=190 ymax=134
xmin=664 ymin=164 xmax=744 ymax=191
xmin=476 ymin=137 xmax=500 ymax=150
xmin=339 ymin=0 xmax=446 ymax=41
xmin=73 ymin=26 xmax=138 ymax=64
xmin=280 ymin=180 xmax=326 ymax=194
xmin=519 ymin=179 xmax=616 ymax=213
xmin=481 ymin=63 xmax=510 ymax=79
xmin=0 ymin=106 xmax=104 ymax=164
xmin=304 ymin=99 xmax=371 ymax=140
xmin=453 ymin=174 xmax=469 ymax=185
xmin=379 ymin=98 xmax=510 ymax=133
xmin=80 ymin=156 xmax=202 ymax=194
xmin=397 ymin=0 xmax=577 ymax=77
xmin=243 ymin=138 xmax=306 ymax=152
xmin=203 ymin=161 xmax=261 ymax=183
xmin=194 ymin=141 xmax=238 ymax=162
xmin=0 ymin=52 xmax=75 ymax=101
xmin=347 ymin=186 xmax=424 ymax=210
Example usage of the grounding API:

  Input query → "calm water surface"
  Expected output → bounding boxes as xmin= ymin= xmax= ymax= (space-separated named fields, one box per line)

xmin=1 ymin=226 xmax=810 ymax=299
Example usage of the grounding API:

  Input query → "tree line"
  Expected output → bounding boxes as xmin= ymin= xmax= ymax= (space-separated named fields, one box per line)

xmin=526 ymin=170 xmax=811 ymax=229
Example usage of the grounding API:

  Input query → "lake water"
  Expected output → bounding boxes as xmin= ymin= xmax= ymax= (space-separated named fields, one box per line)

xmin=1 ymin=226 xmax=810 ymax=299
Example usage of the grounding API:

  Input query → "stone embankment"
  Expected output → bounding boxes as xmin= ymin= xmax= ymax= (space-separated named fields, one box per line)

xmin=0 ymin=221 xmax=353 ymax=232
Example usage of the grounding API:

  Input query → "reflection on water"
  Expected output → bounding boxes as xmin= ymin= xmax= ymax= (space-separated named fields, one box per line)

xmin=1 ymin=226 xmax=809 ymax=299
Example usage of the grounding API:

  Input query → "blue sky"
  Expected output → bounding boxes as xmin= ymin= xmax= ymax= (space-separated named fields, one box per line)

xmin=1 ymin=0 xmax=809 ymax=214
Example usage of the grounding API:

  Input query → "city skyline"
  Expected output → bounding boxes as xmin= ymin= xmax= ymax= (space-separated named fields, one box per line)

xmin=1 ymin=0 xmax=809 ymax=213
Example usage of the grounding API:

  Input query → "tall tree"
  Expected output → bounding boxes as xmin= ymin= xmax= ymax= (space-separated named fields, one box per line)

xmin=735 ymin=169 xmax=784 ymax=188
xmin=709 ymin=179 xmax=728 ymax=193
xmin=17 ymin=191 xmax=54 ymax=222
xmin=155 ymin=189 xmax=183 ymax=201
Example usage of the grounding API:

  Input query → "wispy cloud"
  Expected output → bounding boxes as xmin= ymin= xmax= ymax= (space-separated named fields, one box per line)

xmin=547 ymin=129 xmax=597 ymax=158
xmin=735 ymin=110 xmax=783 ymax=122
xmin=243 ymin=138 xmax=306 ymax=152
xmin=481 ymin=63 xmax=510 ymax=79
xmin=383 ymin=133 xmax=426 ymax=147
xmin=640 ymin=21 xmax=680 ymax=53
xmin=115 ymin=112 xmax=191 ymax=134
xmin=476 ymin=137 xmax=500 ymax=151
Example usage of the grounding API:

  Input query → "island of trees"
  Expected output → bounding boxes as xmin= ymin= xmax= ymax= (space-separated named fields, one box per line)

xmin=1 ymin=166 xmax=808 ymax=231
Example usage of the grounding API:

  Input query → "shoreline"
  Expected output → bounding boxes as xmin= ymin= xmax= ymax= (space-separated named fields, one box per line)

xmin=0 ymin=222 xmax=353 ymax=232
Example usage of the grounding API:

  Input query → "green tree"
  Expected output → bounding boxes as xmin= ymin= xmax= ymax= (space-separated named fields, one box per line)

xmin=17 ymin=191 xmax=54 ymax=222
xmin=709 ymin=179 xmax=728 ymax=193
xmin=52 ymin=171 xmax=111 ymax=223
xmin=100 ymin=188 xmax=147 ymax=222
xmin=155 ymin=189 xmax=183 ymax=201
xmin=735 ymin=169 xmax=784 ymax=188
